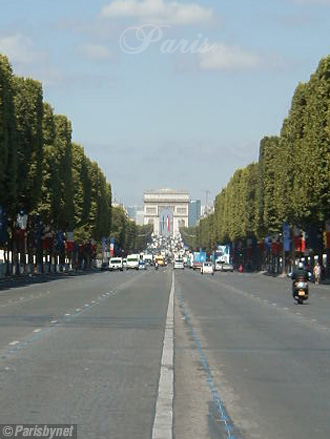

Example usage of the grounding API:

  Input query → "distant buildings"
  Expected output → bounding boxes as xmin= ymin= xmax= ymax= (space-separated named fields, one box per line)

xmin=127 ymin=206 xmax=144 ymax=225
xmin=188 ymin=200 xmax=201 ymax=227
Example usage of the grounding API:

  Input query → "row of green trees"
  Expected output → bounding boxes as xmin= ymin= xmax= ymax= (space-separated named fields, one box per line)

xmin=0 ymin=53 xmax=144 ymax=269
xmin=0 ymin=54 xmax=111 ymax=243
xmin=183 ymin=55 xmax=330 ymax=262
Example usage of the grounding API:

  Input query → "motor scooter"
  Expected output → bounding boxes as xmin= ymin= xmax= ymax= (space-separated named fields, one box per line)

xmin=288 ymin=272 xmax=310 ymax=304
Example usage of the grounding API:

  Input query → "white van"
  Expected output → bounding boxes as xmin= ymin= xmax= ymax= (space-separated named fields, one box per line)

xmin=126 ymin=254 xmax=140 ymax=270
xmin=109 ymin=257 xmax=123 ymax=271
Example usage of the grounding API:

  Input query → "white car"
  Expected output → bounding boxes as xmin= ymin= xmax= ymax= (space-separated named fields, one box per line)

xmin=220 ymin=263 xmax=234 ymax=272
xmin=201 ymin=262 xmax=214 ymax=275
xmin=126 ymin=254 xmax=140 ymax=270
xmin=109 ymin=257 xmax=123 ymax=271
xmin=173 ymin=259 xmax=184 ymax=269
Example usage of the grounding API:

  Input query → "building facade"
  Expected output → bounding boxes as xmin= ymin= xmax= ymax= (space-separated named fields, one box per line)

xmin=188 ymin=200 xmax=201 ymax=227
xmin=144 ymin=189 xmax=189 ymax=236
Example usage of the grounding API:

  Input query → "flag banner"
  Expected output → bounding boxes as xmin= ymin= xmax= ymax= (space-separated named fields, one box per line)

xmin=265 ymin=236 xmax=272 ymax=251
xmin=283 ymin=222 xmax=291 ymax=252
xmin=326 ymin=220 xmax=330 ymax=232
xmin=56 ymin=231 xmax=65 ymax=250
xmin=293 ymin=231 xmax=306 ymax=252
xmin=17 ymin=212 xmax=28 ymax=230
xmin=43 ymin=237 xmax=53 ymax=250
xmin=66 ymin=241 xmax=74 ymax=252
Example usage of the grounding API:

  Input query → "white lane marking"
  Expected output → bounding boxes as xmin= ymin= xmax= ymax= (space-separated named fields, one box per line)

xmin=152 ymin=271 xmax=174 ymax=439
xmin=51 ymin=320 xmax=58 ymax=324
xmin=9 ymin=341 xmax=20 ymax=346
xmin=65 ymin=313 xmax=71 ymax=316
xmin=33 ymin=329 xmax=41 ymax=333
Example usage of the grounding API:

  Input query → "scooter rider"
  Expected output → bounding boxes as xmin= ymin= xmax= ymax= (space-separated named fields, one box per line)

xmin=291 ymin=261 xmax=311 ymax=295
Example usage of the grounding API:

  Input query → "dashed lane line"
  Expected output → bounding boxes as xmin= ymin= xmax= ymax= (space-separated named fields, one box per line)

xmin=151 ymin=271 xmax=174 ymax=439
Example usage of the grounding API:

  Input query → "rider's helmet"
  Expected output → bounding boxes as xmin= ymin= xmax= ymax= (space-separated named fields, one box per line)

xmin=298 ymin=261 xmax=304 ymax=269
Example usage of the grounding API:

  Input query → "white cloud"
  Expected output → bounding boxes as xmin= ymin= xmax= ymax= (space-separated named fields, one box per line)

xmin=199 ymin=43 xmax=262 ymax=71
xmin=0 ymin=34 xmax=45 ymax=64
xmin=79 ymin=43 xmax=113 ymax=61
xmin=101 ymin=0 xmax=214 ymax=26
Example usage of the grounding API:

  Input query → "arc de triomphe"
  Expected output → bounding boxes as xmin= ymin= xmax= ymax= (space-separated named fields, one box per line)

xmin=144 ymin=189 xmax=189 ymax=236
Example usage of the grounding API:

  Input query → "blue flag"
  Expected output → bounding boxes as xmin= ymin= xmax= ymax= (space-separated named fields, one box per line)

xmin=283 ymin=222 xmax=291 ymax=252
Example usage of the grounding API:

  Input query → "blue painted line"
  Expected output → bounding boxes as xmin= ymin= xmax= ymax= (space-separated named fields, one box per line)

xmin=176 ymin=290 xmax=239 ymax=439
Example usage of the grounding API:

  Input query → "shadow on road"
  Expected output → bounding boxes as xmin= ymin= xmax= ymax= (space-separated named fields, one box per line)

xmin=0 ymin=270 xmax=105 ymax=292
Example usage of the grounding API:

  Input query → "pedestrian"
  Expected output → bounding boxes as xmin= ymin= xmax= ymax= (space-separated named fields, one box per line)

xmin=313 ymin=261 xmax=321 ymax=285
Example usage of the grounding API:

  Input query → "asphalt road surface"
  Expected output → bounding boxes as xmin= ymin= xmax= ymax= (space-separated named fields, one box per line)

xmin=0 ymin=268 xmax=329 ymax=439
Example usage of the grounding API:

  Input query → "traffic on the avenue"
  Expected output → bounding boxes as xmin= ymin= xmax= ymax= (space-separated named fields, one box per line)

xmin=0 ymin=234 xmax=330 ymax=439
xmin=2 ymin=1 xmax=330 ymax=438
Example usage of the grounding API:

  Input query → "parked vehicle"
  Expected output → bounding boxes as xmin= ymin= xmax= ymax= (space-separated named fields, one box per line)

xmin=173 ymin=259 xmax=184 ymax=269
xmin=109 ymin=257 xmax=123 ymax=271
xmin=193 ymin=251 xmax=207 ymax=270
xmin=201 ymin=262 xmax=214 ymax=275
xmin=220 ymin=263 xmax=234 ymax=272
xmin=126 ymin=254 xmax=140 ymax=270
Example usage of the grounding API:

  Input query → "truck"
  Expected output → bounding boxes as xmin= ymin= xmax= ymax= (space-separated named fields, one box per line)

xmin=215 ymin=245 xmax=231 ymax=264
xmin=192 ymin=251 xmax=207 ymax=270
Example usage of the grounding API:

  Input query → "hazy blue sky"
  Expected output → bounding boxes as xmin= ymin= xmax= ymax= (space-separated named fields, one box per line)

xmin=1 ymin=0 xmax=330 ymax=206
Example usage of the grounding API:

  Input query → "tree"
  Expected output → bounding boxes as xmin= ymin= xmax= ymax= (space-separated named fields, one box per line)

xmin=0 ymin=54 xmax=17 ymax=213
xmin=54 ymin=115 xmax=74 ymax=230
xmin=13 ymin=76 xmax=43 ymax=213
